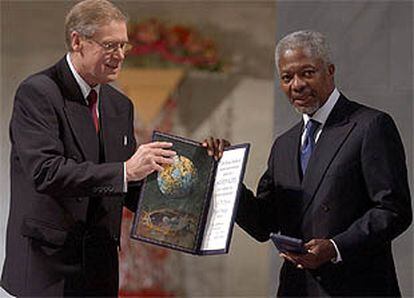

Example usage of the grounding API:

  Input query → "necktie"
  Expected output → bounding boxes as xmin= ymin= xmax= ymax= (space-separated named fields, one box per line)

xmin=87 ymin=89 xmax=99 ymax=133
xmin=86 ymin=89 xmax=102 ymax=224
xmin=300 ymin=119 xmax=320 ymax=174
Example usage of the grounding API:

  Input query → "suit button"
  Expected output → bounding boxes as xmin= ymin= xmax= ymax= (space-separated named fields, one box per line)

xmin=321 ymin=204 xmax=330 ymax=212
xmin=113 ymin=235 xmax=119 ymax=242
xmin=76 ymin=197 xmax=83 ymax=202
xmin=316 ymin=275 xmax=322 ymax=282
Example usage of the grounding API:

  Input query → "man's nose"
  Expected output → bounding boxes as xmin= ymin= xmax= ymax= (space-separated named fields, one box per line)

xmin=113 ymin=47 xmax=125 ymax=60
xmin=291 ymin=75 xmax=306 ymax=92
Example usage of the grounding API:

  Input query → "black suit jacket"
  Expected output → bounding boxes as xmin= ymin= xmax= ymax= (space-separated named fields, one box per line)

xmin=237 ymin=95 xmax=412 ymax=296
xmin=1 ymin=57 xmax=140 ymax=296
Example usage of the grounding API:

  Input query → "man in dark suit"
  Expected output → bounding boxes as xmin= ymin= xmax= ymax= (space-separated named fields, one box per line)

xmin=235 ymin=30 xmax=412 ymax=296
xmin=1 ymin=0 xmax=176 ymax=296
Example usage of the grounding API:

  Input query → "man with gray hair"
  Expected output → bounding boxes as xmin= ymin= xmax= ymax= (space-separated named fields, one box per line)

xmin=1 ymin=0 xmax=176 ymax=296
xmin=235 ymin=30 xmax=412 ymax=296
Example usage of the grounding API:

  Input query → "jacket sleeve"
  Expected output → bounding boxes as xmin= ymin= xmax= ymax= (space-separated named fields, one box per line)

xmin=332 ymin=113 xmax=412 ymax=259
xmin=10 ymin=75 xmax=125 ymax=198
xmin=123 ymin=104 xmax=142 ymax=212
xmin=236 ymin=142 xmax=280 ymax=242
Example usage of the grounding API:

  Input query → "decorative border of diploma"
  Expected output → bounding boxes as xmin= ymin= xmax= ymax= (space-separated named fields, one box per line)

xmin=130 ymin=131 xmax=250 ymax=255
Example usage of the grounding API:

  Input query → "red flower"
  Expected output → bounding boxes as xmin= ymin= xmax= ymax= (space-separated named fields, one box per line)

xmin=127 ymin=19 xmax=224 ymax=71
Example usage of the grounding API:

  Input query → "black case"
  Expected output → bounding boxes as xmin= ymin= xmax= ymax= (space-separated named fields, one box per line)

xmin=270 ymin=233 xmax=306 ymax=254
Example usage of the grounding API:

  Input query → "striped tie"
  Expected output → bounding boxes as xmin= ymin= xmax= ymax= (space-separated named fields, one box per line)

xmin=300 ymin=119 xmax=320 ymax=174
xmin=87 ymin=89 xmax=99 ymax=133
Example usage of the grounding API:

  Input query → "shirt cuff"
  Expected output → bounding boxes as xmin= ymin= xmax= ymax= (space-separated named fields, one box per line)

xmin=329 ymin=239 xmax=342 ymax=263
xmin=123 ymin=162 xmax=128 ymax=193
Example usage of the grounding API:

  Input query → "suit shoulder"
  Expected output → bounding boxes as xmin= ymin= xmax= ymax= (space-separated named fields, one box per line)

xmin=347 ymin=99 xmax=395 ymax=127
xmin=102 ymin=84 xmax=133 ymax=108
xmin=262 ymin=122 xmax=301 ymax=161
xmin=15 ymin=66 xmax=62 ymax=109
xmin=17 ymin=63 xmax=61 ymax=96
xmin=273 ymin=121 xmax=302 ymax=145
xmin=20 ymin=66 xmax=58 ymax=90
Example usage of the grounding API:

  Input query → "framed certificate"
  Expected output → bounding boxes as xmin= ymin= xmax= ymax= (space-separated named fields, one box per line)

xmin=130 ymin=131 xmax=250 ymax=255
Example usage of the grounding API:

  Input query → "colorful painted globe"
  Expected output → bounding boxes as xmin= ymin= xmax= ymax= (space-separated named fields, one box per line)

xmin=157 ymin=155 xmax=198 ymax=199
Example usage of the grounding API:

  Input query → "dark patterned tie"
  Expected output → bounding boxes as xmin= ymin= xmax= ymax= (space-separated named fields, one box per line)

xmin=87 ymin=89 xmax=99 ymax=133
xmin=300 ymin=119 xmax=320 ymax=174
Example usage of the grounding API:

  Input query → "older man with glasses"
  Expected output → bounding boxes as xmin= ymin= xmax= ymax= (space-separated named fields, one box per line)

xmin=1 ymin=0 xmax=177 ymax=296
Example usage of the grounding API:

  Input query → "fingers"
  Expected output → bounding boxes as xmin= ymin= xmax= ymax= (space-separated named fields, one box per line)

xmin=218 ymin=139 xmax=225 ymax=159
xmin=126 ymin=142 xmax=177 ymax=181
xmin=280 ymin=250 xmax=318 ymax=270
xmin=139 ymin=164 xmax=158 ymax=175
xmin=304 ymin=240 xmax=318 ymax=256
xmin=153 ymin=156 xmax=175 ymax=165
xmin=279 ymin=252 xmax=294 ymax=263
xmin=202 ymin=136 xmax=232 ymax=160
xmin=152 ymin=148 xmax=176 ymax=158
xmin=279 ymin=239 xmax=333 ymax=270
xmin=202 ymin=137 xmax=213 ymax=147
xmin=280 ymin=252 xmax=302 ymax=268
xmin=151 ymin=161 xmax=165 ymax=172
xmin=203 ymin=137 xmax=215 ymax=157
xmin=146 ymin=141 xmax=174 ymax=149
xmin=304 ymin=239 xmax=317 ymax=249
xmin=140 ymin=160 xmax=166 ymax=174
xmin=213 ymin=138 xmax=220 ymax=160
xmin=134 ymin=145 xmax=176 ymax=159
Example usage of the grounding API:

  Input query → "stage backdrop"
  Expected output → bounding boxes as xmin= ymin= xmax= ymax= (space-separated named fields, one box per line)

xmin=0 ymin=1 xmax=412 ymax=297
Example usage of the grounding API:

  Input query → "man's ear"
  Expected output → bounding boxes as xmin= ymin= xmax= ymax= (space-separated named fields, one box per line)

xmin=71 ymin=31 xmax=82 ymax=52
xmin=328 ymin=64 xmax=335 ymax=76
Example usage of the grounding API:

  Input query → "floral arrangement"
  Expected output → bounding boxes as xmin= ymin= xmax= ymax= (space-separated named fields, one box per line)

xmin=126 ymin=18 xmax=224 ymax=72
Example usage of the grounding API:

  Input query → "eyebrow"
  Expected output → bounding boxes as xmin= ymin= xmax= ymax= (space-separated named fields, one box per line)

xmin=101 ymin=38 xmax=129 ymax=43
xmin=302 ymin=65 xmax=317 ymax=69
xmin=281 ymin=64 xmax=317 ymax=72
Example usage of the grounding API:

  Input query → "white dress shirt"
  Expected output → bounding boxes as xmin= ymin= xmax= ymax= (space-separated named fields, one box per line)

xmin=66 ymin=54 xmax=100 ymax=113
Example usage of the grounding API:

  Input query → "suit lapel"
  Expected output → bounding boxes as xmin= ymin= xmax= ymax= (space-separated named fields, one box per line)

xmin=64 ymin=101 xmax=100 ymax=163
xmin=99 ymin=86 xmax=130 ymax=216
xmin=298 ymin=96 xmax=355 ymax=219
xmin=55 ymin=57 xmax=100 ymax=163
xmin=100 ymin=85 xmax=129 ymax=163
xmin=286 ymin=123 xmax=303 ymax=186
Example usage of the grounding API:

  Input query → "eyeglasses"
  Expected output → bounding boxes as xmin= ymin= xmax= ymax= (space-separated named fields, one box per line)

xmin=89 ymin=38 xmax=133 ymax=55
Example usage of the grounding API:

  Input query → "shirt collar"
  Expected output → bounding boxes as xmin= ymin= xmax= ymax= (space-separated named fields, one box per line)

xmin=303 ymin=88 xmax=340 ymax=128
xmin=66 ymin=53 xmax=100 ymax=102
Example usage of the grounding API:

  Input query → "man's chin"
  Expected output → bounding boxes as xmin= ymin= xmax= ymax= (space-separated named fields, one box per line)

xmin=100 ymin=73 xmax=120 ymax=84
xmin=293 ymin=104 xmax=320 ymax=115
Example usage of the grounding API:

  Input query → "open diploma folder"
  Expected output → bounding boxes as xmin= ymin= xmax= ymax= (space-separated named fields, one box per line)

xmin=131 ymin=131 xmax=250 ymax=255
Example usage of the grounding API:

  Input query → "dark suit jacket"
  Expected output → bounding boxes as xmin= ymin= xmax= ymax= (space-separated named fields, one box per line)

xmin=237 ymin=95 xmax=412 ymax=297
xmin=1 ymin=57 xmax=140 ymax=296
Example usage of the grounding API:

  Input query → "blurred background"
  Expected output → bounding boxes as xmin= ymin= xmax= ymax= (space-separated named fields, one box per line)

xmin=0 ymin=0 xmax=412 ymax=297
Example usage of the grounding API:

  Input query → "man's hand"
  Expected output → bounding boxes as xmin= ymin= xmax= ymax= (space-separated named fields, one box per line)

xmin=126 ymin=141 xmax=176 ymax=182
xmin=202 ymin=137 xmax=231 ymax=160
xmin=279 ymin=239 xmax=336 ymax=270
